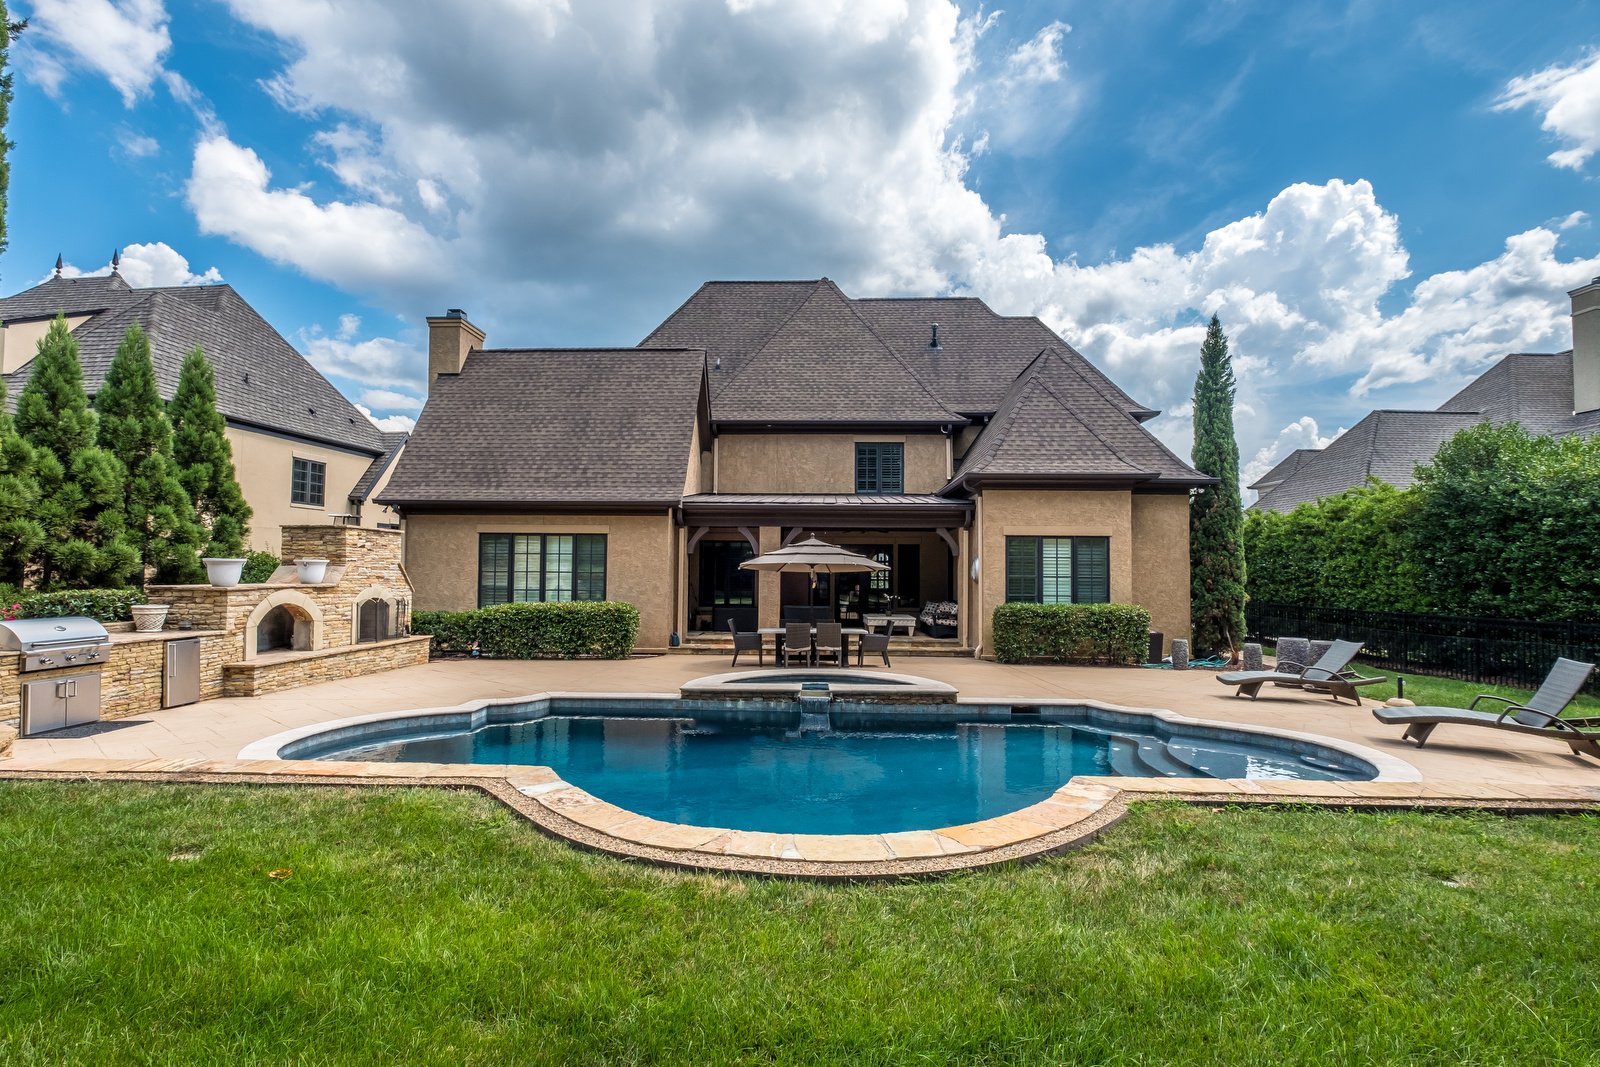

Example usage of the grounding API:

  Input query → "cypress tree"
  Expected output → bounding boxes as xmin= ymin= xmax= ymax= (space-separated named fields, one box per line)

xmin=0 ymin=375 xmax=42 ymax=586
xmin=15 ymin=316 xmax=139 ymax=588
xmin=1189 ymin=314 xmax=1247 ymax=655
xmin=0 ymin=5 xmax=22 ymax=262
xmin=169 ymin=346 xmax=251 ymax=557
xmin=96 ymin=323 xmax=206 ymax=584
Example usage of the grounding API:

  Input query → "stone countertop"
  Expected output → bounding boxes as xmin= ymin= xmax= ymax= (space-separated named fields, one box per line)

xmin=110 ymin=629 xmax=228 ymax=646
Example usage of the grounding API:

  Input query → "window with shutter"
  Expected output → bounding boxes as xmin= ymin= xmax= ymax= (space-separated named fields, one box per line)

xmin=477 ymin=534 xmax=608 ymax=607
xmin=855 ymin=443 xmax=904 ymax=493
xmin=1004 ymin=535 xmax=1111 ymax=603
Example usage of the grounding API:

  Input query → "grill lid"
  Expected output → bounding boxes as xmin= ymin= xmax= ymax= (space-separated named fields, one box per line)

xmin=0 ymin=615 xmax=111 ymax=652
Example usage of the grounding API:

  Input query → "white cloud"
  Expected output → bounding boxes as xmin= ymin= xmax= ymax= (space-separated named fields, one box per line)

xmin=55 ymin=241 xmax=222 ymax=287
xmin=299 ymin=324 xmax=425 ymax=393
xmin=19 ymin=0 xmax=171 ymax=106
xmin=1496 ymin=49 xmax=1600 ymax=170
xmin=1241 ymin=416 xmax=1342 ymax=502
xmin=1004 ymin=20 xmax=1070 ymax=86
xmin=358 ymin=388 xmax=424 ymax=411
xmin=356 ymin=405 xmax=416 ymax=433
xmin=115 ymin=127 xmax=160 ymax=158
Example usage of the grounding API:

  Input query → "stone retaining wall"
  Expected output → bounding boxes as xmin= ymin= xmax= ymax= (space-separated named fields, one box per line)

xmin=222 ymin=635 xmax=431 ymax=697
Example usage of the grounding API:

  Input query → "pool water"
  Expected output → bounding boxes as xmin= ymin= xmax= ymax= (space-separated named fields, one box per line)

xmin=308 ymin=706 xmax=1372 ymax=834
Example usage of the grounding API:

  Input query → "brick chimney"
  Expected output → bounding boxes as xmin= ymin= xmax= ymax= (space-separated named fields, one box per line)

xmin=427 ymin=308 xmax=485 ymax=387
xmin=1572 ymin=277 xmax=1600 ymax=414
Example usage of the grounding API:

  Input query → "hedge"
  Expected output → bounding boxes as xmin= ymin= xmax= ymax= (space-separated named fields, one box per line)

xmin=411 ymin=601 xmax=640 ymax=659
xmin=992 ymin=603 xmax=1151 ymax=665
xmin=7 ymin=588 xmax=141 ymax=622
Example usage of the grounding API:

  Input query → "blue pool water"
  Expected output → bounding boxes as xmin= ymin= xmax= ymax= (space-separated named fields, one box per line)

xmin=303 ymin=705 xmax=1373 ymax=834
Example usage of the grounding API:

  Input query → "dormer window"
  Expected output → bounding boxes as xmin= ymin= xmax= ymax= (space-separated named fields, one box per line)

xmin=855 ymin=443 xmax=904 ymax=494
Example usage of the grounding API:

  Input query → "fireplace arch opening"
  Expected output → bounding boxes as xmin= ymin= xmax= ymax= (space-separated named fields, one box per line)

xmin=256 ymin=604 xmax=313 ymax=655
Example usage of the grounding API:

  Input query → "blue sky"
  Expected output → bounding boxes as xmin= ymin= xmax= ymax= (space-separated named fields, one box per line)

xmin=6 ymin=0 xmax=1599 ymax=488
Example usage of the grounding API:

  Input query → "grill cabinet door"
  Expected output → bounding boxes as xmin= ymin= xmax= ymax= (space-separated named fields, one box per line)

xmin=21 ymin=678 xmax=69 ymax=736
xmin=164 ymin=638 xmax=202 ymax=708
xmin=64 ymin=672 xmax=101 ymax=728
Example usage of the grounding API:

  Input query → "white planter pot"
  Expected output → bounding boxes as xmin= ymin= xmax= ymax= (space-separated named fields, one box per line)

xmin=131 ymin=604 xmax=170 ymax=632
xmin=295 ymin=558 xmax=330 ymax=584
xmin=202 ymin=557 xmax=247 ymax=587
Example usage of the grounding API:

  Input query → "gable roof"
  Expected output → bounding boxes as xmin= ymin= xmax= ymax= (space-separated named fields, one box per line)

xmin=1439 ymin=351 xmax=1574 ymax=420
xmin=1247 ymin=447 xmax=1317 ymax=492
xmin=949 ymin=348 xmax=1209 ymax=490
xmin=0 ymin=271 xmax=136 ymax=321
xmin=350 ymin=432 xmax=410 ymax=503
xmin=379 ymin=349 xmax=707 ymax=508
xmin=3 ymin=283 xmax=388 ymax=455
xmin=651 ymin=279 xmax=959 ymax=425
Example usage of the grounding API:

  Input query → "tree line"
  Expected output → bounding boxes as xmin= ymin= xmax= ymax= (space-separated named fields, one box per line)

xmin=0 ymin=315 xmax=252 ymax=590
xmin=1244 ymin=421 xmax=1600 ymax=622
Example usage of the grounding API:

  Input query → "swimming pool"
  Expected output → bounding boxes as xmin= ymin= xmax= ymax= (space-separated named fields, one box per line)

xmin=280 ymin=700 xmax=1378 ymax=835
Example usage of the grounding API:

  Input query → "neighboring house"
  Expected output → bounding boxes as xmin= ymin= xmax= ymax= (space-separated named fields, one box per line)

xmin=382 ymin=280 xmax=1210 ymax=655
xmin=0 ymin=261 xmax=407 ymax=553
xmin=1252 ymin=278 xmax=1600 ymax=512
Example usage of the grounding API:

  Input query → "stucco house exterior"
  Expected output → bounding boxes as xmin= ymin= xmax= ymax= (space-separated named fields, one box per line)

xmin=0 ymin=261 xmax=407 ymax=553
xmin=1251 ymin=277 xmax=1600 ymax=512
xmin=381 ymin=280 xmax=1210 ymax=655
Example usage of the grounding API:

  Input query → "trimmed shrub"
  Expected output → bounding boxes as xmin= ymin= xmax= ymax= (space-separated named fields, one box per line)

xmin=240 ymin=552 xmax=280 ymax=584
xmin=412 ymin=601 xmax=639 ymax=659
xmin=16 ymin=587 xmax=139 ymax=621
xmin=992 ymin=603 xmax=1152 ymax=665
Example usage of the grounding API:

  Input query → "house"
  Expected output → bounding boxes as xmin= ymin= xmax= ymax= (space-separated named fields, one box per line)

xmin=380 ymin=280 xmax=1211 ymax=654
xmin=0 ymin=260 xmax=407 ymax=553
xmin=1252 ymin=277 xmax=1600 ymax=512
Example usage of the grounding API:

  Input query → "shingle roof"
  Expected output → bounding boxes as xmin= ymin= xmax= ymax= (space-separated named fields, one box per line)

xmin=950 ymin=349 xmax=1209 ymax=489
xmin=0 ymin=272 xmax=136 ymax=321
xmin=1247 ymin=448 xmax=1317 ymax=492
xmin=672 ymin=280 xmax=959 ymax=424
xmin=350 ymin=432 xmax=410 ymax=502
xmin=379 ymin=349 xmax=707 ymax=507
xmin=1252 ymin=350 xmax=1598 ymax=513
xmin=641 ymin=281 xmax=818 ymax=394
xmin=2 ymin=281 xmax=389 ymax=456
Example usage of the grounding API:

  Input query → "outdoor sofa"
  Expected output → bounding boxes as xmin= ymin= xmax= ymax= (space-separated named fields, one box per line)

xmin=1216 ymin=638 xmax=1385 ymax=705
xmin=1372 ymin=657 xmax=1598 ymax=759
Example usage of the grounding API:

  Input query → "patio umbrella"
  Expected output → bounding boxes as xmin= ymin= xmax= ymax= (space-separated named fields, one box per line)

xmin=740 ymin=537 xmax=888 ymax=608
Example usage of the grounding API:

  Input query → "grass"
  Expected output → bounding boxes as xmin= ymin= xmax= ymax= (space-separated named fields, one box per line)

xmin=2 ymin=783 xmax=1598 ymax=1065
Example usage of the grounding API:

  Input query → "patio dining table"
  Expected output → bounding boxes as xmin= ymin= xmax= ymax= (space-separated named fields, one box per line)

xmin=758 ymin=626 xmax=869 ymax=664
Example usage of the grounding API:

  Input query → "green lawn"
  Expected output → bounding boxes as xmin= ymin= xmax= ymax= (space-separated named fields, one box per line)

xmin=1353 ymin=671 xmax=1600 ymax=718
xmin=2 ymin=783 xmax=1597 ymax=1065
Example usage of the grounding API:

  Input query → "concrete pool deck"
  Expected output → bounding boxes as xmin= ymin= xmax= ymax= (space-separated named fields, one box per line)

xmin=4 ymin=655 xmax=1597 ymax=878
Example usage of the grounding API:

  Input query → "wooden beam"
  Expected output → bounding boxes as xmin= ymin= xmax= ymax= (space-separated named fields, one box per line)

xmin=782 ymin=527 xmax=805 ymax=547
xmin=737 ymin=526 xmax=761 ymax=554
xmin=687 ymin=527 xmax=709 ymax=553
xmin=936 ymin=527 xmax=959 ymax=556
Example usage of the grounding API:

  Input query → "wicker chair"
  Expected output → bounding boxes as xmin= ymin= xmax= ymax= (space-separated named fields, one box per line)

xmin=727 ymin=619 xmax=763 ymax=668
xmin=857 ymin=623 xmax=892 ymax=668
xmin=781 ymin=622 xmax=814 ymax=667
xmin=814 ymin=622 xmax=844 ymax=667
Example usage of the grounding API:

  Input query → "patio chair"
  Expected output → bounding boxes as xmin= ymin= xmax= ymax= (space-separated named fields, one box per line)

xmin=857 ymin=622 xmax=892 ymax=668
xmin=1372 ymin=658 xmax=1598 ymax=758
xmin=727 ymin=619 xmax=763 ymax=668
xmin=781 ymin=622 xmax=814 ymax=667
xmin=1215 ymin=639 xmax=1385 ymax=705
xmin=814 ymin=622 xmax=844 ymax=667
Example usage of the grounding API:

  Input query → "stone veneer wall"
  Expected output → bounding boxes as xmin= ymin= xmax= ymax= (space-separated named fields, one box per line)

xmin=222 ymin=635 xmax=431 ymax=697
xmin=0 ymin=631 xmax=230 ymax=726
xmin=148 ymin=525 xmax=412 ymax=656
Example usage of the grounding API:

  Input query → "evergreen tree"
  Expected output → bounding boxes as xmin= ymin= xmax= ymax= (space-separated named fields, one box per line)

xmin=96 ymin=323 xmax=206 ymax=584
xmin=0 ymin=375 xmax=42 ymax=585
xmin=0 ymin=5 xmax=24 ymax=263
xmin=169 ymin=346 xmax=251 ymax=557
xmin=1189 ymin=314 xmax=1247 ymax=654
xmin=15 ymin=316 xmax=139 ymax=588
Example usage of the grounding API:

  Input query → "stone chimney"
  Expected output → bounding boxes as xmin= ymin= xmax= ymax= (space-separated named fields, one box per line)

xmin=1572 ymin=277 xmax=1600 ymax=414
xmin=427 ymin=308 xmax=485 ymax=387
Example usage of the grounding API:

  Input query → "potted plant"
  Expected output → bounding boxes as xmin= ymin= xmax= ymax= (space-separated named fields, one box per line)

xmin=202 ymin=557 xmax=248 ymax=587
xmin=130 ymin=603 xmax=171 ymax=632
xmin=295 ymin=558 xmax=330 ymax=584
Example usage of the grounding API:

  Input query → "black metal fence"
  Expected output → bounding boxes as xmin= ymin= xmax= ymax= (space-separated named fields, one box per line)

xmin=1246 ymin=603 xmax=1600 ymax=694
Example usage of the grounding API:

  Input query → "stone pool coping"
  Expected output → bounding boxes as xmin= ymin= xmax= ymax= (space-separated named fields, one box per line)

xmin=678 ymin=668 xmax=959 ymax=703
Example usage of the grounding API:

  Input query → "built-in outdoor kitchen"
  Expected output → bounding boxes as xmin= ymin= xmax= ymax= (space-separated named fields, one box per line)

xmin=1 ymin=524 xmax=431 ymax=741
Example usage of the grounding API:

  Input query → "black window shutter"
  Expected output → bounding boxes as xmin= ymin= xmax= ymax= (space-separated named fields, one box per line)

xmin=881 ymin=444 xmax=903 ymax=493
xmin=1072 ymin=537 xmax=1110 ymax=603
xmin=1005 ymin=536 xmax=1040 ymax=602
xmin=477 ymin=535 xmax=512 ymax=607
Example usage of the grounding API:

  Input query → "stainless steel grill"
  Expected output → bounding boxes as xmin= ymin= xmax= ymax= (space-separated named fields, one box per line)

xmin=0 ymin=616 xmax=112 ymax=672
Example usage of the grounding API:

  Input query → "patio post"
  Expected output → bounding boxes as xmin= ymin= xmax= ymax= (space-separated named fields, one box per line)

xmin=757 ymin=526 xmax=781 ymax=629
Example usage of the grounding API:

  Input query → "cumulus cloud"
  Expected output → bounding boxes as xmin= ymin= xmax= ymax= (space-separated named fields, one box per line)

xmin=19 ymin=0 xmax=172 ymax=106
xmin=56 ymin=241 xmax=222 ymax=287
xmin=358 ymin=388 xmax=424 ymax=412
xmin=355 ymin=405 xmax=416 ymax=434
xmin=299 ymin=322 xmax=425 ymax=394
xmin=1496 ymin=49 xmax=1600 ymax=170
xmin=1240 ymin=416 xmax=1342 ymax=502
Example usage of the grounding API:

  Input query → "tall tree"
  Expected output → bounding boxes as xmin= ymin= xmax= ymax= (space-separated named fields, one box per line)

xmin=96 ymin=324 xmax=206 ymax=584
xmin=15 ymin=316 xmax=139 ymax=588
xmin=0 ymin=5 xmax=24 ymax=263
xmin=169 ymin=346 xmax=251 ymax=557
xmin=0 ymin=375 xmax=42 ymax=586
xmin=1189 ymin=314 xmax=1247 ymax=654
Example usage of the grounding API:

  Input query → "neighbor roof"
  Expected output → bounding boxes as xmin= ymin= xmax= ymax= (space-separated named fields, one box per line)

xmin=379 ymin=349 xmax=708 ymax=508
xmin=0 ymin=272 xmax=136 ymax=321
xmin=2 ymin=278 xmax=389 ymax=457
xmin=1247 ymin=448 xmax=1317 ymax=493
xmin=949 ymin=348 xmax=1209 ymax=490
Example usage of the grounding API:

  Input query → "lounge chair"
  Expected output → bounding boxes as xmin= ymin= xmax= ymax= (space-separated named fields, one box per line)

xmin=1216 ymin=639 xmax=1385 ymax=705
xmin=727 ymin=619 xmax=763 ymax=668
xmin=1372 ymin=658 xmax=1598 ymax=758
xmin=781 ymin=622 xmax=813 ymax=667
xmin=814 ymin=622 xmax=845 ymax=667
